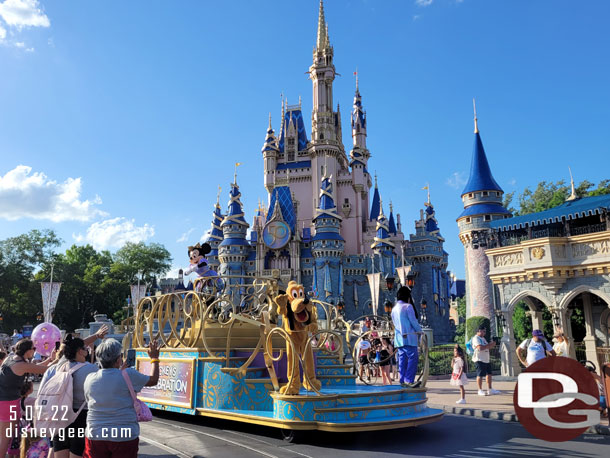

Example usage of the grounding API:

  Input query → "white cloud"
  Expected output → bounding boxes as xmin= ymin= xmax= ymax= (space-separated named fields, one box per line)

xmin=415 ymin=0 xmax=433 ymax=6
xmin=0 ymin=165 xmax=106 ymax=222
xmin=14 ymin=41 xmax=23 ymax=47
xmin=74 ymin=217 xmax=155 ymax=250
xmin=0 ymin=24 xmax=6 ymax=40
xmin=412 ymin=15 xmax=421 ymax=21
xmin=446 ymin=171 xmax=467 ymax=189
xmin=176 ymin=227 xmax=195 ymax=243
xmin=508 ymin=178 xmax=517 ymax=186
xmin=0 ymin=0 xmax=50 ymax=28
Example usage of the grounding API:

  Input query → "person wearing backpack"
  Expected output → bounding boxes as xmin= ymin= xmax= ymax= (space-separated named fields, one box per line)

xmin=516 ymin=329 xmax=556 ymax=367
xmin=83 ymin=338 xmax=159 ymax=458
xmin=0 ymin=339 xmax=55 ymax=458
xmin=38 ymin=335 xmax=99 ymax=458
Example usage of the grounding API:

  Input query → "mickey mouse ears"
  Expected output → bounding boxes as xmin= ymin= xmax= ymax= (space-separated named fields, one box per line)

xmin=187 ymin=242 xmax=211 ymax=256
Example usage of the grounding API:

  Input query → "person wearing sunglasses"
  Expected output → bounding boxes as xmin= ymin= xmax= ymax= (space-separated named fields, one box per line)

xmin=0 ymin=339 xmax=55 ymax=457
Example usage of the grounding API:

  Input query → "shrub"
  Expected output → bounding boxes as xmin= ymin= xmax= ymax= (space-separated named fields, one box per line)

xmin=466 ymin=316 xmax=491 ymax=342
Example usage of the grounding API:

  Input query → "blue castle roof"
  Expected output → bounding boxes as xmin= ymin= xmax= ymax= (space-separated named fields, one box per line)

xmin=261 ymin=125 xmax=278 ymax=153
xmin=425 ymin=204 xmax=440 ymax=233
xmin=266 ymin=186 xmax=296 ymax=233
xmin=458 ymin=203 xmax=511 ymax=220
xmin=462 ymin=132 xmax=503 ymax=195
xmin=221 ymin=182 xmax=248 ymax=226
xmin=489 ymin=194 xmax=610 ymax=231
xmin=370 ymin=186 xmax=380 ymax=221
xmin=278 ymin=109 xmax=309 ymax=152
xmin=205 ymin=203 xmax=224 ymax=242
xmin=388 ymin=210 xmax=397 ymax=235
xmin=314 ymin=176 xmax=341 ymax=221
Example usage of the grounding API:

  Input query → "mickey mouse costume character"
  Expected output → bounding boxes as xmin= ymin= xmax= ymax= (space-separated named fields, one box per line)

xmin=184 ymin=243 xmax=222 ymax=291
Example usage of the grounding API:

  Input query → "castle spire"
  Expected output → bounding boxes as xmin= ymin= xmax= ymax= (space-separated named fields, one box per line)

xmin=370 ymin=172 xmax=381 ymax=221
xmin=473 ymin=98 xmax=479 ymax=134
xmin=567 ymin=167 xmax=578 ymax=201
xmin=371 ymin=193 xmax=394 ymax=250
xmin=461 ymin=108 xmax=502 ymax=196
xmin=388 ymin=201 xmax=397 ymax=235
xmin=316 ymin=0 xmax=329 ymax=50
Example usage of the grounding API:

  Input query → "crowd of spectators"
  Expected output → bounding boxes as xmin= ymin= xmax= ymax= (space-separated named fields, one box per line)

xmin=0 ymin=325 xmax=159 ymax=458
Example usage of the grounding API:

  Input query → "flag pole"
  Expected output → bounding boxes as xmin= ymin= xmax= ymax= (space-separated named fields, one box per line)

xmin=48 ymin=264 xmax=54 ymax=323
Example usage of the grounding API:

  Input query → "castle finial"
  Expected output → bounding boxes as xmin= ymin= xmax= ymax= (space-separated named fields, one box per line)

xmin=299 ymin=95 xmax=302 ymax=107
xmin=317 ymin=0 xmax=329 ymax=50
xmin=567 ymin=167 xmax=578 ymax=201
xmin=355 ymin=68 xmax=359 ymax=92
xmin=422 ymin=183 xmax=431 ymax=206
xmin=216 ymin=185 xmax=222 ymax=206
xmin=389 ymin=200 xmax=393 ymax=214
xmin=374 ymin=171 xmax=378 ymax=188
xmin=234 ymin=162 xmax=242 ymax=185
xmin=268 ymin=112 xmax=272 ymax=130
xmin=473 ymin=97 xmax=479 ymax=134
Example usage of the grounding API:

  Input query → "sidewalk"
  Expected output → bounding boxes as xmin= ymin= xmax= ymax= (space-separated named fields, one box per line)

xmin=425 ymin=377 xmax=518 ymax=422
xmin=423 ymin=376 xmax=610 ymax=435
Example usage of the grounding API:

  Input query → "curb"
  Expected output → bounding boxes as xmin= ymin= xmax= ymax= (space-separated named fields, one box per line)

xmin=429 ymin=403 xmax=518 ymax=422
xmin=429 ymin=403 xmax=610 ymax=435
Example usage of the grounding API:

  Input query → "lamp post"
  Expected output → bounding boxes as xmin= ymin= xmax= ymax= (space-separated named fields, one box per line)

xmin=420 ymin=299 xmax=428 ymax=327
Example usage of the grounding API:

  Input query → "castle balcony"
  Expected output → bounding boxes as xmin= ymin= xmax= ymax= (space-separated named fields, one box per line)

xmin=485 ymin=229 xmax=610 ymax=289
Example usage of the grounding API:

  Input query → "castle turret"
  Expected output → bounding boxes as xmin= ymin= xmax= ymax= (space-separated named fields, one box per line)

xmin=457 ymin=102 xmax=510 ymax=327
xmin=371 ymin=197 xmax=395 ymax=274
xmin=204 ymin=188 xmax=224 ymax=269
xmin=407 ymin=191 xmax=451 ymax=342
xmin=312 ymin=172 xmax=344 ymax=301
xmin=262 ymin=114 xmax=278 ymax=193
xmin=219 ymin=173 xmax=250 ymax=281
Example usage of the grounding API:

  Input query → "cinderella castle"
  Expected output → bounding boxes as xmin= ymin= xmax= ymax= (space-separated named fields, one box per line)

xmin=195 ymin=1 xmax=453 ymax=343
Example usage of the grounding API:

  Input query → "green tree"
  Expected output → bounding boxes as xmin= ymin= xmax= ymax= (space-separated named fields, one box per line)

xmin=512 ymin=302 xmax=531 ymax=343
xmin=503 ymin=178 xmax=609 ymax=216
xmin=45 ymin=245 xmax=118 ymax=330
xmin=0 ymin=230 xmax=62 ymax=331
xmin=453 ymin=297 xmax=466 ymax=343
xmin=111 ymin=242 xmax=172 ymax=283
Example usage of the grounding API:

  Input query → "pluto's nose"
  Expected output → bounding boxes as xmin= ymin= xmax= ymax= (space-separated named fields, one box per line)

xmin=303 ymin=296 xmax=310 ymax=305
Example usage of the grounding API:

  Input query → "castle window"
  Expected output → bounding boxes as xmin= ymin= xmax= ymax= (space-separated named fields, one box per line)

xmin=466 ymin=217 xmax=471 ymax=223
xmin=468 ymin=193 xmax=473 ymax=198
xmin=482 ymin=191 xmax=488 ymax=196
xmin=484 ymin=215 xmax=491 ymax=222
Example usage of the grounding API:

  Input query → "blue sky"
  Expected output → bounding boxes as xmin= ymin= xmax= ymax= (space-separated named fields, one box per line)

xmin=0 ymin=0 xmax=608 ymax=280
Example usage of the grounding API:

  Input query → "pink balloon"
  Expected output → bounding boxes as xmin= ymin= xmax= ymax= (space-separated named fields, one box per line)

xmin=31 ymin=322 xmax=62 ymax=357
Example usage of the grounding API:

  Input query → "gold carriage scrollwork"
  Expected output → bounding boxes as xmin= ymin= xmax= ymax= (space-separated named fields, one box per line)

xmin=132 ymin=277 xmax=429 ymax=394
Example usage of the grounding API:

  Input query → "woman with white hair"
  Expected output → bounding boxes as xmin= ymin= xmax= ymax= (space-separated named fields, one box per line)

xmin=83 ymin=338 xmax=159 ymax=458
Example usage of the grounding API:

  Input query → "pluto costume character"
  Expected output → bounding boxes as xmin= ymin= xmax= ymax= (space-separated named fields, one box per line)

xmin=274 ymin=281 xmax=322 ymax=395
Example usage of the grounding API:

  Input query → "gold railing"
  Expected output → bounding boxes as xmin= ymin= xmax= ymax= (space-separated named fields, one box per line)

xmin=133 ymin=276 xmax=429 ymax=393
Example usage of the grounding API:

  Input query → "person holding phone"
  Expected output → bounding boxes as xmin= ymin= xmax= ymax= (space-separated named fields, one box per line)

xmin=0 ymin=339 xmax=56 ymax=457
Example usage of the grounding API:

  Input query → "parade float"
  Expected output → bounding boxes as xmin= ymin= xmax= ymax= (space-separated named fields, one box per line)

xmin=130 ymin=274 xmax=443 ymax=440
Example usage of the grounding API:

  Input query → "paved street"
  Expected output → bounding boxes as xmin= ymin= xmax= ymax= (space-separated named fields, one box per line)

xmin=139 ymin=411 xmax=610 ymax=458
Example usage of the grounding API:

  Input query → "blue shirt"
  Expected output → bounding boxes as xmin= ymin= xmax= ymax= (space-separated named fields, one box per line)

xmin=391 ymin=300 xmax=422 ymax=348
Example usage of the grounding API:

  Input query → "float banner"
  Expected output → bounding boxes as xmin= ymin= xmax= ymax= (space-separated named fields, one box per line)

xmin=136 ymin=358 xmax=195 ymax=408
